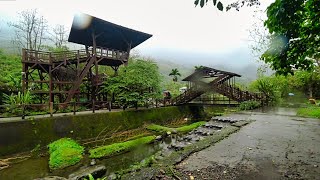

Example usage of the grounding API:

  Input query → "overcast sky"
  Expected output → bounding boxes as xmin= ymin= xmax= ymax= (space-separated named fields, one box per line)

xmin=0 ymin=0 xmax=274 ymax=67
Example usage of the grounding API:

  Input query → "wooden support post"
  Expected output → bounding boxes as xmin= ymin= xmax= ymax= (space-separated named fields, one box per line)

xmin=49 ymin=65 xmax=53 ymax=109
xmin=49 ymin=102 xmax=53 ymax=117
xmin=73 ymin=101 xmax=76 ymax=115
xmin=77 ymin=50 xmax=80 ymax=76
xmin=22 ymin=104 xmax=25 ymax=120
xmin=125 ymin=43 xmax=132 ymax=66
xmin=92 ymin=99 xmax=95 ymax=113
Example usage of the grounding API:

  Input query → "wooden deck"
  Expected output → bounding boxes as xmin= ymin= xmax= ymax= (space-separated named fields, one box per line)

xmin=22 ymin=47 xmax=128 ymax=66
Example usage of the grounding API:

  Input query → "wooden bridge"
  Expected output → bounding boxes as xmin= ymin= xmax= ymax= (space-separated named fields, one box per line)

xmin=171 ymin=67 xmax=267 ymax=106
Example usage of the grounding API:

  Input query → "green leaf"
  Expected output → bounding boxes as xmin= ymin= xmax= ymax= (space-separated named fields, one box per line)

xmin=194 ymin=0 xmax=199 ymax=7
xmin=200 ymin=0 xmax=205 ymax=8
xmin=88 ymin=174 xmax=94 ymax=180
xmin=217 ymin=1 xmax=223 ymax=11
xmin=213 ymin=0 xmax=217 ymax=6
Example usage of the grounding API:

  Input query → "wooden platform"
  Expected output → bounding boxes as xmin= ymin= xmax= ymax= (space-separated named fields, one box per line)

xmin=22 ymin=47 xmax=128 ymax=67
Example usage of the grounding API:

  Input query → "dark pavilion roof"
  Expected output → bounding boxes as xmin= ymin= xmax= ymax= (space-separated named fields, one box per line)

xmin=68 ymin=13 xmax=152 ymax=51
xmin=182 ymin=66 xmax=241 ymax=81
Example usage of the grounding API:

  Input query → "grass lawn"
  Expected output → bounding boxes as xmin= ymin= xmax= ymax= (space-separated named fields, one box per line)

xmin=297 ymin=106 xmax=320 ymax=118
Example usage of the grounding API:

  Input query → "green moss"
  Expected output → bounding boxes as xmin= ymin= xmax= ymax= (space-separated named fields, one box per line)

xmin=147 ymin=124 xmax=172 ymax=133
xmin=297 ymin=107 xmax=320 ymax=118
xmin=89 ymin=136 xmax=155 ymax=158
xmin=176 ymin=121 xmax=206 ymax=133
xmin=48 ymin=138 xmax=84 ymax=154
xmin=48 ymin=138 xmax=84 ymax=170
xmin=147 ymin=121 xmax=206 ymax=133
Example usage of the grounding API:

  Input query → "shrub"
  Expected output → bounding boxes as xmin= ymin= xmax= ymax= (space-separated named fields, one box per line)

xmin=239 ymin=101 xmax=261 ymax=110
xmin=48 ymin=138 xmax=84 ymax=170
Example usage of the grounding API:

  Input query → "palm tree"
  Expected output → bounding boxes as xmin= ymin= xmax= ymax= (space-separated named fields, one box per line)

xmin=194 ymin=65 xmax=204 ymax=71
xmin=169 ymin=68 xmax=181 ymax=82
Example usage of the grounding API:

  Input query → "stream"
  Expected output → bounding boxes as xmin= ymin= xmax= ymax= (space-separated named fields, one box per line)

xmin=0 ymin=117 xmax=240 ymax=180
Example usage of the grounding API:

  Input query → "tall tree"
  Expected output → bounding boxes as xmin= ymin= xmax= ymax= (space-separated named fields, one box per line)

xmin=169 ymin=68 xmax=181 ymax=82
xmin=50 ymin=24 xmax=68 ymax=48
xmin=248 ymin=7 xmax=271 ymax=75
xmin=262 ymin=0 xmax=320 ymax=75
xmin=8 ymin=9 xmax=48 ymax=51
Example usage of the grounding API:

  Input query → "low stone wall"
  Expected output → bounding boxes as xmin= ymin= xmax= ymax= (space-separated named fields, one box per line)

xmin=0 ymin=105 xmax=204 ymax=157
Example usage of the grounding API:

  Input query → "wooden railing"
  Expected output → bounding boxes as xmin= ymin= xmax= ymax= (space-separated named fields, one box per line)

xmin=215 ymin=83 xmax=265 ymax=103
xmin=22 ymin=47 xmax=128 ymax=64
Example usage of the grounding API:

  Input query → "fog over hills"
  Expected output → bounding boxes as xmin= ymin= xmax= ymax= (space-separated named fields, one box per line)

xmin=143 ymin=47 xmax=263 ymax=85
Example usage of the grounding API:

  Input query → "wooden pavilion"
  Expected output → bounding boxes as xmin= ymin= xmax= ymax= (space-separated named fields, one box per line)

xmin=22 ymin=13 xmax=152 ymax=107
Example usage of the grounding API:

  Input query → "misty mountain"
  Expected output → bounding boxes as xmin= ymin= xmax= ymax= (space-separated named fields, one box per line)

xmin=142 ymin=47 xmax=263 ymax=85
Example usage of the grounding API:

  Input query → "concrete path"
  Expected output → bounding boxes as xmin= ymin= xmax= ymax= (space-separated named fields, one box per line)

xmin=176 ymin=107 xmax=320 ymax=180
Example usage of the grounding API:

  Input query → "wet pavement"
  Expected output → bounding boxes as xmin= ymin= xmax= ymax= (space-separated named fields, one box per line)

xmin=176 ymin=107 xmax=320 ymax=180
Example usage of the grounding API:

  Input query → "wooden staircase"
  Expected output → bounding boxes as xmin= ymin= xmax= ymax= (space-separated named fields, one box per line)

xmin=214 ymin=83 xmax=264 ymax=103
xmin=64 ymin=56 xmax=96 ymax=104
xmin=171 ymin=74 xmax=231 ymax=105
xmin=172 ymin=75 xmax=265 ymax=105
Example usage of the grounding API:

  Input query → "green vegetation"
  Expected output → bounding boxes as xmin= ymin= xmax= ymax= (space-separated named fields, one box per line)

xmin=147 ymin=121 xmax=206 ymax=133
xmin=297 ymin=106 xmax=320 ymax=119
xmin=169 ymin=68 xmax=181 ymax=82
xmin=48 ymin=138 xmax=84 ymax=170
xmin=0 ymin=50 xmax=22 ymax=105
xmin=89 ymin=136 xmax=155 ymax=159
xmin=249 ymin=71 xmax=320 ymax=104
xmin=163 ymin=81 xmax=186 ymax=97
xmin=103 ymin=59 xmax=162 ymax=108
xmin=263 ymin=0 xmax=320 ymax=75
xmin=194 ymin=0 xmax=261 ymax=11
xmin=239 ymin=101 xmax=261 ymax=110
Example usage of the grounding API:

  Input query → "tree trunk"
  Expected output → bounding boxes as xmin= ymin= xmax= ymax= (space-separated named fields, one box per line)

xmin=309 ymin=84 xmax=313 ymax=98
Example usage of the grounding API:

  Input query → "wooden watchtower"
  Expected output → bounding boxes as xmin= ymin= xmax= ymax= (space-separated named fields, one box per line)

xmin=22 ymin=13 xmax=152 ymax=106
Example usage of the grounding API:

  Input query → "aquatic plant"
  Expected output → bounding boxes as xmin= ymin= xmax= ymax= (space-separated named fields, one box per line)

xmin=48 ymin=138 xmax=84 ymax=170
xmin=89 ymin=136 xmax=155 ymax=158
